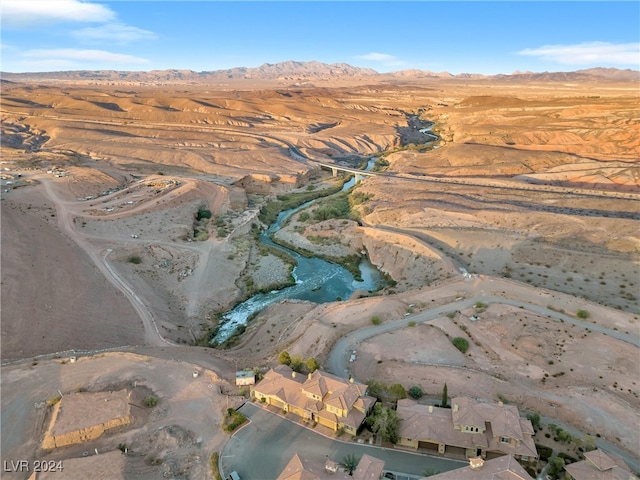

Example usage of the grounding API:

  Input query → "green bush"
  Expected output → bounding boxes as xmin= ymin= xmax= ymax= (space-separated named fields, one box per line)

xmin=224 ymin=411 xmax=247 ymax=432
xmin=389 ymin=383 xmax=406 ymax=400
xmin=371 ymin=315 xmax=381 ymax=325
xmin=526 ymin=412 xmax=541 ymax=429
xmin=290 ymin=355 xmax=304 ymax=372
xmin=408 ymin=386 xmax=423 ymax=399
xmin=576 ymin=309 xmax=590 ymax=319
xmin=196 ymin=208 xmax=212 ymax=220
xmin=127 ymin=255 xmax=142 ymax=264
xmin=452 ymin=337 xmax=469 ymax=353
xmin=306 ymin=357 xmax=320 ymax=373
xmin=143 ymin=395 xmax=159 ymax=408
xmin=278 ymin=350 xmax=291 ymax=365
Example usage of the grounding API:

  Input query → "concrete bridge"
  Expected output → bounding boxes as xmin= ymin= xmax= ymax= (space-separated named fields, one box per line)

xmin=315 ymin=162 xmax=377 ymax=183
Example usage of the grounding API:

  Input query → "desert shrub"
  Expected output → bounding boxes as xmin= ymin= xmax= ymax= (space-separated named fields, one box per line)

xmin=389 ymin=383 xmax=406 ymax=400
xmin=47 ymin=395 xmax=62 ymax=407
xmin=143 ymin=395 xmax=159 ymax=408
xmin=576 ymin=309 xmax=590 ymax=319
xmin=366 ymin=380 xmax=387 ymax=401
xmin=408 ymin=385 xmax=423 ymax=399
xmin=452 ymin=337 xmax=469 ymax=353
xmin=127 ymin=255 xmax=142 ymax=264
xmin=371 ymin=315 xmax=381 ymax=325
xmin=196 ymin=208 xmax=212 ymax=220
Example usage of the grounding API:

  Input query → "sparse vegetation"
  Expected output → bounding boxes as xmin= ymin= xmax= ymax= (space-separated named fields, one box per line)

xmin=452 ymin=336 xmax=469 ymax=353
xmin=143 ymin=395 xmax=159 ymax=408
xmin=576 ymin=309 xmax=590 ymax=319
xmin=127 ymin=255 xmax=142 ymax=264
xmin=371 ymin=315 xmax=381 ymax=325
xmin=223 ymin=408 xmax=247 ymax=432
xmin=210 ymin=452 xmax=222 ymax=480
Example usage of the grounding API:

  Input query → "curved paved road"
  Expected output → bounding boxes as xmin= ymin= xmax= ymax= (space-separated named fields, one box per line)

xmin=327 ymin=296 xmax=639 ymax=379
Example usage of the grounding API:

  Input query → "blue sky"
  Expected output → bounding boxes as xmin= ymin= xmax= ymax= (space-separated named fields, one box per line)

xmin=1 ymin=1 xmax=639 ymax=74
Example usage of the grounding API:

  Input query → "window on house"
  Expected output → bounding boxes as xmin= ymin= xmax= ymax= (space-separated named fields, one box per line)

xmin=500 ymin=436 xmax=510 ymax=443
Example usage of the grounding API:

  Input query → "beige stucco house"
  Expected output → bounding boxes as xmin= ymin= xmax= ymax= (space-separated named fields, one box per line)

xmin=396 ymin=397 xmax=537 ymax=461
xmin=564 ymin=449 xmax=638 ymax=480
xmin=252 ymin=365 xmax=376 ymax=434
xmin=277 ymin=453 xmax=385 ymax=480
xmin=428 ymin=455 xmax=535 ymax=480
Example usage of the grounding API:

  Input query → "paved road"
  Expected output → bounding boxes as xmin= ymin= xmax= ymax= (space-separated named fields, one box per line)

xmin=220 ymin=402 xmax=465 ymax=480
xmin=327 ymin=295 xmax=639 ymax=379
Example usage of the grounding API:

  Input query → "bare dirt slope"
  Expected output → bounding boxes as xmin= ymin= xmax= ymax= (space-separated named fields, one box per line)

xmin=1 ymin=185 xmax=144 ymax=359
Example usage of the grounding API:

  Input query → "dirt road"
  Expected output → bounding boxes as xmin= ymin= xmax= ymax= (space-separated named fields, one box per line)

xmin=39 ymin=177 xmax=172 ymax=347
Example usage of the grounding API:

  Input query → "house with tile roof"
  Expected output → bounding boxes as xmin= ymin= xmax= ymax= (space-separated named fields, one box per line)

xmin=564 ymin=449 xmax=638 ymax=480
xmin=352 ymin=454 xmax=385 ymax=480
xmin=252 ymin=365 xmax=376 ymax=434
xmin=428 ymin=454 xmax=535 ymax=480
xmin=396 ymin=397 xmax=537 ymax=462
xmin=277 ymin=453 xmax=385 ymax=480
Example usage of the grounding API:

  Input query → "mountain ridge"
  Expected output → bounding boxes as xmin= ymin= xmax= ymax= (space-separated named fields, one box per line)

xmin=2 ymin=60 xmax=638 ymax=83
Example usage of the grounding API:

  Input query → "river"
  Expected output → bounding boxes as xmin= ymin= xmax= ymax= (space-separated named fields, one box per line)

xmin=213 ymin=159 xmax=386 ymax=343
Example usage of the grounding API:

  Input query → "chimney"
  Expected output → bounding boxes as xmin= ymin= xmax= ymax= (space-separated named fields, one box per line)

xmin=453 ymin=404 xmax=458 ymax=412
xmin=292 ymin=371 xmax=296 ymax=378
xmin=308 ymin=372 xmax=312 ymax=380
xmin=469 ymin=457 xmax=484 ymax=470
xmin=498 ymin=401 xmax=503 ymax=407
xmin=428 ymin=405 xmax=433 ymax=413
xmin=349 ymin=377 xmax=354 ymax=384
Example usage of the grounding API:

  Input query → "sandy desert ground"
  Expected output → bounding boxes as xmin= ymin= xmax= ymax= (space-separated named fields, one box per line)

xmin=1 ymin=69 xmax=638 ymax=478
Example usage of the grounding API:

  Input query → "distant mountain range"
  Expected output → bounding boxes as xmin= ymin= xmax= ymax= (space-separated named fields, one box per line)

xmin=2 ymin=61 xmax=638 ymax=83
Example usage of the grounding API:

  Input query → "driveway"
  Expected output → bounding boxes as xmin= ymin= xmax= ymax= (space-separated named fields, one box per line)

xmin=220 ymin=402 xmax=465 ymax=479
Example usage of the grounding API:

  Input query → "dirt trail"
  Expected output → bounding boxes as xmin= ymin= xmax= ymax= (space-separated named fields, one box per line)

xmin=39 ymin=177 xmax=173 ymax=347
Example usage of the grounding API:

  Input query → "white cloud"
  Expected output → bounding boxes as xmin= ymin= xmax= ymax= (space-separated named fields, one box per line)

xmin=1 ymin=0 xmax=115 ymax=27
xmin=23 ymin=48 xmax=150 ymax=65
xmin=72 ymin=23 xmax=156 ymax=45
xmin=358 ymin=52 xmax=396 ymax=62
xmin=356 ymin=52 xmax=406 ymax=67
xmin=517 ymin=42 xmax=640 ymax=66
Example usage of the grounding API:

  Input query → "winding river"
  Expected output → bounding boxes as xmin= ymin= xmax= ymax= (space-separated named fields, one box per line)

xmin=213 ymin=160 xmax=386 ymax=342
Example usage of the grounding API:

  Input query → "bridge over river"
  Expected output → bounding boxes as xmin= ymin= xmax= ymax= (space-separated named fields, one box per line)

xmin=314 ymin=161 xmax=377 ymax=183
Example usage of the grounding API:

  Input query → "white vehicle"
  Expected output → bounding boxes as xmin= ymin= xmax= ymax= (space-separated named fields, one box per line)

xmin=227 ymin=472 xmax=240 ymax=480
